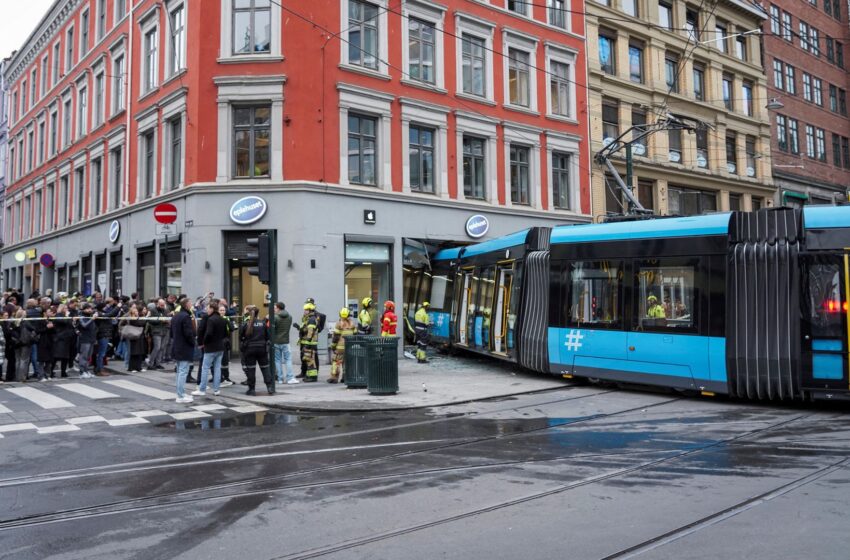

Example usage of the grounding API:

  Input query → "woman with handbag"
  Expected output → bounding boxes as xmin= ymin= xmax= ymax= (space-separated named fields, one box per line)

xmin=120 ymin=307 xmax=147 ymax=372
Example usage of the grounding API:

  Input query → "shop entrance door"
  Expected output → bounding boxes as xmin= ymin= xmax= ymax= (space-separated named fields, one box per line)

xmin=229 ymin=265 xmax=266 ymax=312
xmin=344 ymin=242 xmax=392 ymax=320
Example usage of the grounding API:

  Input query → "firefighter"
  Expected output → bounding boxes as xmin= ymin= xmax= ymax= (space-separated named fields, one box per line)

xmin=381 ymin=300 xmax=398 ymax=337
xmin=297 ymin=303 xmax=319 ymax=382
xmin=358 ymin=297 xmax=374 ymax=334
xmin=646 ymin=295 xmax=666 ymax=319
xmin=414 ymin=302 xmax=431 ymax=363
xmin=329 ymin=308 xmax=357 ymax=383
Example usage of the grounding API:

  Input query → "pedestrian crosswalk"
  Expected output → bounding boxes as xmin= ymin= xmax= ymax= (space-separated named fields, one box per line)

xmin=0 ymin=378 xmax=268 ymax=438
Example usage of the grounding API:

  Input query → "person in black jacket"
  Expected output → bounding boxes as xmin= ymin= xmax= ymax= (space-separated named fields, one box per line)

xmin=52 ymin=305 xmax=75 ymax=378
xmin=25 ymin=300 xmax=46 ymax=380
xmin=192 ymin=299 xmax=227 ymax=397
xmin=239 ymin=306 xmax=273 ymax=396
xmin=171 ymin=297 xmax=196 ymax=403
xmin=94 ymin=300 xmax=120 ymax=376
xmin=75 ymin=304 xmax=97 ymax=379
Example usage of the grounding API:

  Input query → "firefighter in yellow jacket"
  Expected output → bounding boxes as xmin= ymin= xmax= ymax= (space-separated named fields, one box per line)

xmin=329 ymin=308 xmax=357 ymax=383
xmin=358 ymin=297 xmax=374 ymax=334
xmin=298 ymin=303 xmax=319 ymax=382
xmin=414 ymin=302 xmax=431 ymax=363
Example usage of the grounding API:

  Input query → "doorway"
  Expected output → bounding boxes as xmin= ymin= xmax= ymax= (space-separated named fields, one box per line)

xmin=224 ymin=231 xmax=272 ymax=312
xmin=344 ymin=242 xmax=392 ymax=318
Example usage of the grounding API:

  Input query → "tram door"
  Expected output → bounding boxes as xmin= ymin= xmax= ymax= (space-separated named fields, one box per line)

xmin=456 ymin=269 xmax=474 ymax=346
xmin=802 ymin=254 xmax=850 ymax=390
xmin=492 ymin=264 xmax=514 ymax=355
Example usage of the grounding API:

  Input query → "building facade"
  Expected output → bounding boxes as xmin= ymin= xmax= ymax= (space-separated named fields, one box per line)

xmin=2 ymin=0 xmax=591 ymax=323
xmin=0 ymin=57 xmax=9 ymax=249
xmin=764 ymin=0 xmax=850 ymax=205
xmin=587 ymin=0 xmax=775 ymax=219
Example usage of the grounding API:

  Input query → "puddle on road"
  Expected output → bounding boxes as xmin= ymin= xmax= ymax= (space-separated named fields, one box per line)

xmin=156 ymin=411 xmax=316 ymax=430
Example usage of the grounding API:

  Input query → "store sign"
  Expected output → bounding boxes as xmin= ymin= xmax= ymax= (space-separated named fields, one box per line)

xmin=109 ymin=220 xmax=121 ymax=244
xmin=25 ymin=249 xmax=37 ymax=260
xmin=465 ymin=214 xmax=489 ymax=239
xmin=229 ymin=196 xmax=268 ymax=225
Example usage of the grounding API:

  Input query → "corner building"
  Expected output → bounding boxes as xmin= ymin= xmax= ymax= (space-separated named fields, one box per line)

xmin=2 ymin=0 xmax=591 ymax=321
xmin=587 ymin=0 xmax=775 ymax=217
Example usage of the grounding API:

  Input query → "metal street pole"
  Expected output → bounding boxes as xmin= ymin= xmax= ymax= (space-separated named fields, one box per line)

xmin=267 ymin=229 xmax=277 ymax=392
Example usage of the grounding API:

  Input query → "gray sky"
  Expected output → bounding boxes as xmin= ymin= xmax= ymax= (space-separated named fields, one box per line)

xmin=1 ymin=0 xmax=57 ymax=61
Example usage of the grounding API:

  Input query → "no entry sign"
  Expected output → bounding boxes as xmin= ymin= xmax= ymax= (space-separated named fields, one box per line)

xmin=154 ymin=203 xmax=178 ymax=224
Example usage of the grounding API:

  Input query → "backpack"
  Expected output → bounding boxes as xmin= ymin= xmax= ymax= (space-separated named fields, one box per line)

xmin=316 ymin=312 xmax=327 ymax=333
xmin=19 ymin=324 xmax=39 ymax=345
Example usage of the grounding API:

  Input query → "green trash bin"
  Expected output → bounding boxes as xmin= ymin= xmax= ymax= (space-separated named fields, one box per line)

xmin=343 ymin=335 xmax=369 ymax=389
xmin=367 ymin=336 xmax=399 ymax=395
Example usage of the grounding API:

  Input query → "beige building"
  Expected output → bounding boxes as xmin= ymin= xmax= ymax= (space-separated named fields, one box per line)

xmin=587 ymin=0 xmax=775 ymax=218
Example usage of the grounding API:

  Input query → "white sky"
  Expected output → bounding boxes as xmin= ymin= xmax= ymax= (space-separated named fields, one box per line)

xmin=1 ymin=0 xmax=57 ymax=62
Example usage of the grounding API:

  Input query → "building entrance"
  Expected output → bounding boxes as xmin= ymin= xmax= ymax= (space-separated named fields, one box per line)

xmin=344 ymin=242 xmax=392 ymax=319
xmin=225 ymin=231 xmax=270 ymax=313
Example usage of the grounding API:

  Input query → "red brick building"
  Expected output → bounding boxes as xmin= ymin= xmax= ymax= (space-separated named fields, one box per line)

xmin=765 ymin=0 xmax=850 ymax=204
xmin=2 ymin=0 xmax=590 ymax=313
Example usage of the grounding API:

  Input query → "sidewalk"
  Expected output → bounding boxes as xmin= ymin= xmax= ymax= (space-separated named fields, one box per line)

xmin=105 ymin=351 xmax=568 ymax=412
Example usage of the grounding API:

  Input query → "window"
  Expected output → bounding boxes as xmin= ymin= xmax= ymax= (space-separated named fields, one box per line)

xmin=806 ymin=124 xmax=816 ymax=158
xmin=843 ymin=138 xmax=850 ymax=168
xmin=169 ymin=3 xmax=186 ymax=74
xmin=62 ymin=97 xmax=72 ymax=147
xmin=833 ymin=133 xmax=841 ymax=166
xmin=840 ymin=89 xmax=847 ymax=115
xmin=409 ymin=125 xmax=434 ymax=193
xmin=628 ymin=42 xmax=643 ymax=83
xmin=40 ymin=56 xmax=48 ymax=97
xmin=665 ymin=54 xmax=679 ymax=92
xmin=622 ymin=0 xmax=637 ymax=16
xmin=814 ymin=78 xmax=823 ymax=106
xmin=742 ymin=81 xmax=753 ymax=116
xmin=631 ymin=105 xmax=647 ymax=154
xmin=638 ymin=180 xmax=654 ymax=211
xmin=550 ymin=59 xmax=572 ymax=116
xmin=37 ymin=121 xmax=45 ymax=164
xmin=568 ymin=261 xmax=622 ymax=328
xmin=811 ymin=28 xmax=820 ymax=55
xmin=817 ymin=128 xmax=827 ymax=162
xmin=602 ymin=98 xmax=619 ymax=144
xmin=685 ymin=8 xmax=699 ymax=41
xmin=74 ymin=167 xmax=85 ymax=222
xmin=143 ymin=27 xmax=158 ymax=93
xmin=233 ymin=0 xmax=271 ymax=54
xmin=31 ymin=70 xmax=38 ymax=107
xmin=782 ymin=12 xmax=792 ymax=41
xmin=634 ymin=260 xmax=697 ymax=331
xmin=726 ymin=133 xmax=737 ymax=173
xmin=827 ymin=37 xmax=835 ymax=62
xmin=49 ymin=107 xmax=57 ymax=156
xmin=112 ymin=53 xmax=125 ymax=113
xmin=233 ymin=106 xmax=271 ymax=179
xmin=116 ymin=0 xmax=127 ymax=21
xmin=668 ymin=128 xmax=682 ymax=163
xmin=770 ymin=5 xmax=780 ymax=34
xmin=789 ymin=118 xmax=800 ymax=153
xmin=408 ymin=18 xmax=435 ymax=84
xmin=837 ymin=42 xmax=844 ymax=68
xmin=462 ymin=136 xmax=486 ymax=200
xmin=142 ymin=130 xmax=156 ymax=197
xmin=548 ymin=0 xmax=567 ymax=28
xmin=80 ymin=10 xmax=89 ymax=54
xmin=695 ymin=128 xmax=708 ymax=167
xmin=785 ymin=64 xmax=796 ymax=94
xmin=735 ymin=34 xmax=747 ymax=61
xmin=715 ymin=23 xmax=727 ymax=53
xmin=773 ymin=59 xmax=783 ymax=89
xmin=348 ymin=113 xmax=377 ymax=185
xmin=508 ymin=48 xmax=530 ymax=107
xmin=168 ymin=117 xmax=182 ymax=190
xmin=830 ymin=84 xmax=838 ymax=112
xmin=93 ymin=71 xmax=104 ymax=127
xmin=658 ymin=2 xmax=673 ymax=30
xmin=745 ymin=136 xmax=756 ymax=177
xmin=77 ymin=85 xmax=87 ymax=137
xmin=800 ymin=21 xmax=809 ymax=50
xmin=66 ymin=27 xmax=75 ymax=71
xmin=26 ymin=130 xmax=34 ymax=172
xmin=668 ymin=186 xmax=717 ymax=215
xmin=729 ymin=194 xmax=741 ymax=211
xmin=45 ymin=182 xmax=54 ymax=231
xmin=21 ymin=80 xmax=27 ymax=115
xmin=507 ymin=0 xmax=527 ymax=15
xmin=552 ymin=152 xmax=571 ymax=209
xmin=598 ymin=32 xmax=615 ymax=75
xmin=461 ymin=35 xmax=486 ymax=97
xmin=803 ymin=73 xmax=812 ymax=101
xmin=776 ymin=114 xmax=788 ymax=151
xmin=52 ymin=43 xmax=61 ymax=87
xmin=110 ymin=146 xmax=123 ymax=209
xmin=348 ymin=0 xmax=379 ymax=70
xmin=60 ymin=175 xmax=69 ymax=226
xmin=509 ymin=144 xmax=530 ymax=205
xmin=97 ymin=0 xmax=106 ymax=39
xmin=693 ymin=62 xmax=704 ymax=100
xmin=91 ymin=157 xmax=102 ymax=215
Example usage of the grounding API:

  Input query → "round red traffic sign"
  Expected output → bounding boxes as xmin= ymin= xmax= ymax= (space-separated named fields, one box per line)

xmin=154 ymin=203 xmax=178 ymax=224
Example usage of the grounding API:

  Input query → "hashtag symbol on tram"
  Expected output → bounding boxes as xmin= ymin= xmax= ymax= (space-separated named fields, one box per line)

xmin=564 ymin=329 xmax=584 ymax=352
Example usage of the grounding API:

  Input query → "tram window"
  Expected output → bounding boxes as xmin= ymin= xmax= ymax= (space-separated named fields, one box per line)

xmin=568 ymin=261 xmax=622 ymax=328
xmin=428 ymin=273 xmax=452 ymax=311
xmin=634 ymin=260 xmax=697 ymax=332
xmin=807 ymin=264 xmax=844 ymax=338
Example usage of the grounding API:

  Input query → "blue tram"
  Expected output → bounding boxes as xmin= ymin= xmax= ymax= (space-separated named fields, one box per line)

xmin=427 ymin=206 xmax=850 ymax=401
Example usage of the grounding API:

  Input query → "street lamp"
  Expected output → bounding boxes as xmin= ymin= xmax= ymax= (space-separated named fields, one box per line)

xmin=766 ymin=98 xmax=785 ymax=110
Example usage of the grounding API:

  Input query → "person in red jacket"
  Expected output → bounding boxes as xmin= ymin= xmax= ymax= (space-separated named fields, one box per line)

xmin=380 ymin=301 xmax=398 ymax=337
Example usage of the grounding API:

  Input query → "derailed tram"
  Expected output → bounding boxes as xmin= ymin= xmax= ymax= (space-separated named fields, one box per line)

xmin=426 ymin=206 xmax=850 ymax=402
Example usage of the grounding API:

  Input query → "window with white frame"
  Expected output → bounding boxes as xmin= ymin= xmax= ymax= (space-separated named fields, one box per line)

xmin=34 ymin=189 xmax=42 ymax=236
xmin=462 ymin=136 xmax=486 ymax=200
xmin=462 ymin=35 xmax=486 ymax=97
xmin=109 ymin=146 xmax=123 ymax=209
xmin=547 ymin=48 xmax=576 ymax=119
xmin=61 ymin=97 xmax=71 ymax=148
xmin=30 ymin=70 xmax=38 ymax=107
xmin=166 ymin=117 xmax=183 ymax=190
xmin=233 ymin=0 xmax=271 ymax=54
xmin=510 ymin=144 xmax=531 ymax=205
xmin=142 ymin=19 xmax=159 ymax=94
xmin=233 ymin=106 xmax=270 ymax=178
xmin=803 ymin=73 xmax=812 ymax=101
xmin=45 ymin=182 xmax=54 ymax=231
xmin=548 ymin=0 xmax=567 ymax=29
xmin=112 ymin=52 xmax=125 ymax=113
xmin=456 ymin=15 xmax=494 ymax=102
xmin=74 ymin=166 xmax=85 ymax=222
xmin=456 ymin=113 xmax=497 ymax=204
xmin=504 ymin=33 xmax=538 ymax=111
xmin=77 ymin=83 xmax=88 ymax=138
xmin=813 ymin=77 xmax=823 ymax=106
xmin=65 ymin=27 xmax=75 ymax=72
xmin=26 ymin=129 xmax=34 ymax=172
xmin=770 ymin=4 xmax=780 ymax=34
xmin=21 ymin=80 xmax=27 ymax=115
xmin=90 ymin=156 xmax=103 ymax=215
xmin=348 ymin=0 xmax=381 ymax=70
xmin=97 ymin=0 xmax=107 ymax=40
xmin=408 ymin=124 xmax=435 ymax=193
xmin=552 ymin=151 xmax=571 ymax=210
xmin=116 ymin=0 xmax=127 ymax=22
xmin=93 ymin=68 xmax=105 ymax=127
xmin=408 ymin=18 xmax=435 ymax=84
xmin=507 ymin=0 xmax=527 ymax=16
xmin=40 ymin=56 xmax=48 ymax=97
xmin=52 ymin=42 xmax=61 ymax=86
xmin=59 ymin=174 xmax=69 ymax=226
xmin=140 ymin=129 xmax=156 ymax=198
xmin=169 ymin=2 xmax=187 ymax=75
xmin=348 ymin=113 xmax=377 ymax=186
xmin=37 ymin=120 xmax=45 ymax=165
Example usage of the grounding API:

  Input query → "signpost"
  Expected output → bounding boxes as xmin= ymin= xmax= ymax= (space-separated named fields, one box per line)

xmin=154 ymin=203 xmax=178 ymax=224
xmin=156 ymin=223 xmax=177 ymax=236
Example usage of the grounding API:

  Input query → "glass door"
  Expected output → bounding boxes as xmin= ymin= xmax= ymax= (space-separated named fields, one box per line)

xmin=492 ymin=264 xmax=514 ymax=355
xmin=802 ymin=254 xmax=849 ymax=391
xmin=455 ymin=269 xmax=473 ymax=346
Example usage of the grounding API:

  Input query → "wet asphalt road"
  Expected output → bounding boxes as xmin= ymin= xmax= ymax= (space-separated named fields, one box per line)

xmin=1 ymin=385 xmax=849 ymax=560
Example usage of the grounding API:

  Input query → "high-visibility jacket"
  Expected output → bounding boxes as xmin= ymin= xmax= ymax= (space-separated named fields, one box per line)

xmin=332 ymin=318 xmax=357 ymax=350
xmin=381 ymin=311 xmax=398 ymax=336
xmin=358 ymin=308 xmax=373 ymax=334
xmin=414 ymin=307 xmax=430 ymax=329
xmin=299 ymin=314 xmax=319 ymax=346
xmin=647 ymin=304 xmax=666 ymax=319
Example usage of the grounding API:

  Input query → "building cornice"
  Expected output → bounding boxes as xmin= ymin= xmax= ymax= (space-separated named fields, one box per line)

xmin=5 ymin=0 xmax=79 ymax=85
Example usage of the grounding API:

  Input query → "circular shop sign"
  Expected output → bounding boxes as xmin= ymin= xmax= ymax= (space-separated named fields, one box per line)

xmin=465 ymin=214 xmax=490 ymax=239
xmin=229 ymin=196 xmax=268 ymax=225
xmin=109 ymin=220 xmax=121 ymax=244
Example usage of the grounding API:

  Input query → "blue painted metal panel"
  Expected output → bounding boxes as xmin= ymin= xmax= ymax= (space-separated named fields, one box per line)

xmin=708 ymin=337 xmax=728 ymax=383
xmin=551 ymin=327 xmax=629 ymax=364
xmin=803 ymin=206 xmax=850 ymax=230
xmin=433 ymin=247 xmax=462 ymax=261
xmin=429 ymin=311 xmax=451 ymax=340
xmin=813 ymin=339 xmax=843 ymax=351
xmin=812 ymin=338 xmax=845 ymax=380
xmin=551 ymin=213 xmax=731 ymax=245
xmin=628 ymin=332 xmax=705 ymax=381
xmin=461 ymin=229 xmax=530 ymax=259
xmin=574 ymin=356 xmax=693 ymax=379
xmin=547 ymin=327 xmax=562 ymax=368
xmin=473 ymin=316 xmax=484 ymax=347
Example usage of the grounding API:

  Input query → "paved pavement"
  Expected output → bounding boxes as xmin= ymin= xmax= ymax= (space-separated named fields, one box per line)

xmin=105 ymin=351 xmax=568 ymax=411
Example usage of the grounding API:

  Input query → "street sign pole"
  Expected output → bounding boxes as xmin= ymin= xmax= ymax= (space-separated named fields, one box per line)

xmin=267 ymin=229 xmax=277 ymax=392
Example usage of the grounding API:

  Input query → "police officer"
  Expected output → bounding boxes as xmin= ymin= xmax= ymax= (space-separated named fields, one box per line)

xmin=239 ymin=306 xmax=273 ymax=396
xmin=381 ymin=300 xmax=397 ymax=337
xmin=297 ymin=303 xmax=319 ymax=382
xmin=414 ymin=302 xmax=431 ymax=363
xmin=358 ymin=297 xmax=374 ymax=335
xmin=329 ymin=308 xmax=356 ymax=383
